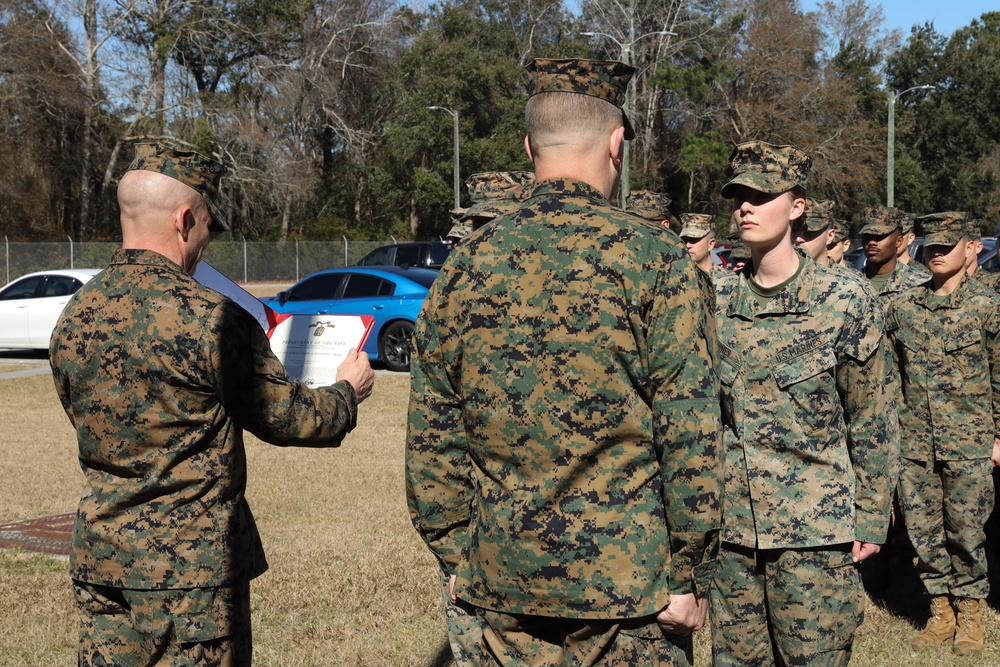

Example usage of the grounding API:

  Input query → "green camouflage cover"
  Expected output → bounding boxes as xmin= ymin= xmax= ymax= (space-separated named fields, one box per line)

xmin=917 ymin=211 xmax=969 ymax=246
xmin=728 ymin=238 xmax=752 ymax=263
xmin=461 ymin=171 xmax=534 ymax=222
xmin=714 ymin=255 xmax=892 ymax=548
xmin=897 ymin=210 xmax=917 ymax=235
xmin=49 ymin=249 xmax=359 ymax=589
xmin=800 ymin=199 xmax=833 ymax=232
xmin=859 ymin=206 xmax=899 ymax=236
xmin=885 ymin=275 xmax=1000 ymax=461
xmin=526 ymin=58 xmax=636 ymax=139
xmin=406 ymin=178 xmax=722 ymax=618
xmin=721 ymin=141 xmax=811 ymax=198
xmin=830 ymin=219 xmax=850 ymax=244
xmin=128 ymin=142 xmax=229 ymax=233
xmin=625 ymin=190 xmax=672 ymax=221
xmin=679 ymin=213 xmax=714 ymax=239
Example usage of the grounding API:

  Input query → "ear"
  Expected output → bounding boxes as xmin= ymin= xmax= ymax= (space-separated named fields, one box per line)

xmin=708 ymin=237 xmax=717 ymax=250
xmin=524 ymin=135 xmax=535 ymax=164
xmin=177 ymin=207 xmax=196 ymax=242
xmin=609 ymin=126 xmax=625 ymax=167
xmin=826 ymin=228 xmax=837 ymax=245
xmin=789 ymin=197 xmax=806 ymax=220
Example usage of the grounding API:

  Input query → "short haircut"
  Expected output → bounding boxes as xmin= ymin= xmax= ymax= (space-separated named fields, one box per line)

xmin=525 ymin=92 xmax=622 ymax=145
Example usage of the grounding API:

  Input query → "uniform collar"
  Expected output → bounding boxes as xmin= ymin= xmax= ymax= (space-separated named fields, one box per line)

xmin=526 ymin=179 xmax=611 ymax=205
xmin=109 ymin=248 xmax=186 ymax=274
xmin=729 ymin=250 xmax=816 ymax=320
xmin=912 ymin=273 xmax=969 ymax=311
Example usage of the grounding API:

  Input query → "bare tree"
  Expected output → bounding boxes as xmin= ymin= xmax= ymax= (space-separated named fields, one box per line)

xmin=43 ymin=0 xmax=136 ymax=238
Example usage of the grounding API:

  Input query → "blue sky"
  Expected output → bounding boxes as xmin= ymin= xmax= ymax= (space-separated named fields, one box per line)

xmin=561 ymin=1 xmax=992 ymax=39
xmin=800 ymin=0 xmax=993 ymax=37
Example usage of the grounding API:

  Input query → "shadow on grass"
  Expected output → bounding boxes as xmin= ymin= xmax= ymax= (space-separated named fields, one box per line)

xmin=425 ymin=639 xmax=454 ymax=667
xmin=859 ymin=512 xmax=927 ymax=629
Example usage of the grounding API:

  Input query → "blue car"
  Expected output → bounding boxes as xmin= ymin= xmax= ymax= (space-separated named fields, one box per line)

xmin=261 ymin=266 xmax=438 ymax=372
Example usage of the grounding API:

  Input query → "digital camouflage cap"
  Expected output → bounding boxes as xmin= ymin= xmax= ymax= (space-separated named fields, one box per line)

xmin=918 ymin=211 xmax=969 ymax=246
xmin=460 ymin=171 xmax=534 ymax=222
xmin=625 ymin=190 xmax=672 ymax=221
xmin=800 ymin=199 xmax=834 ymax=232
xmin=679 ymin=213 xmax=715 ymax=239
xmin=830 ymin=219 xmax=849 ymax=245
xmin=859 ymin=206 xmax=899 ymax=236
xmin=729 ymin=237 xmax=752 ymax=263
xmin=127 ymin=142 xmax=229 ymax=232
xmin=896 ymin=209 xmax=916 ymax=235
xmin=720 ymin=141 xmax=812 ymax=199
xmin=526 ymin=58 xmax=636 ymax=140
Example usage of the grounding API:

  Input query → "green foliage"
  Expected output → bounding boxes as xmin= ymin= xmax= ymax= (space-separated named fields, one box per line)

xmin=831 ymin=41 xmax=883 ymax=115
xmin=886 ymin=13 xmax=1000 ymax=218
xmin=3 ymin=0 xmax=1000 ymax=240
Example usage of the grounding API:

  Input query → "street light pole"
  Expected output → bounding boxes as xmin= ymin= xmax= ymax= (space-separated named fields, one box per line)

xmin=428 ymin=106 xmax=461 ymax=209
xmin=886 ymin=85 xmax=935 ymax=208
xmin=581 ymin=29 xmax=675 ymax=206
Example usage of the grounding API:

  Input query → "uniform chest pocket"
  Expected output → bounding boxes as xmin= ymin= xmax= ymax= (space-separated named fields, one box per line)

xmin=944 ymin=327 xmax=983 ymax=379
xmin=718 ymin=344 xmax=741 ymax=387
xmin=893 ymin=325 xmax=922 ymax=353
xmin=771 ymin=344 xmax=839 ymax=435
xmin=772 ymin=345 xmax=837 ymax=389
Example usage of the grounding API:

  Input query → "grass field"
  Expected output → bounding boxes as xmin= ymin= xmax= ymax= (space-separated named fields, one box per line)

xmin=1 ymin=368 xmax=999 ymax=665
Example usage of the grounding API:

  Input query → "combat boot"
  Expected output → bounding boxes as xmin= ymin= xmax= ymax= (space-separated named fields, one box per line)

xmin=911 ymin=595 xmax=955 ymax=649
xmin=953 ymin=598 xmax=985 ymax=656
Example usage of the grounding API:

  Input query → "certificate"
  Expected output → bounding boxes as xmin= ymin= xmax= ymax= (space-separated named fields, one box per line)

xmin=266 ymin=313 xmax=375 ymax=388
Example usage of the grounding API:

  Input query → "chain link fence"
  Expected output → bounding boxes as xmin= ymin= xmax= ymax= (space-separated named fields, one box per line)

xmin=1 ymin=237 xmax=404 ymax=286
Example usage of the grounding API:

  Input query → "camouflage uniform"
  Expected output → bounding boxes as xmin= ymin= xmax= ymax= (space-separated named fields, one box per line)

xmin=973 ymin=269 xmax=1000 ymax=294
xmin=626 ymin=190 xmax=678 ymax=230
xmin=858 ymin=208 xmax=929 ymax=295
xmin=448 ymin=171 xmax=534 ymax=245
xmin=679 ymin=213 xmax=720 ymax=308
xmin=406 ymin=58 xmax=722 ymax=667
xmin=446 ymin=207 xmax=471 ymax=243
xmin=885 ymin=213 xmax=1000 ymax=602
xmin=50 ymin=143 xmax=360 ymax=664
xmin=827 ymin=219 xmax=853 ymax=270
xmin=711 ymin=142 xmax=892 ymax=667
xmin=725 ymin=237 xmax=752 ymax=272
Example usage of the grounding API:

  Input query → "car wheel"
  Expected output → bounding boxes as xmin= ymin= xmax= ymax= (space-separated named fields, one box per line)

xmin=379 ymin=321 xmax=415 ymax=372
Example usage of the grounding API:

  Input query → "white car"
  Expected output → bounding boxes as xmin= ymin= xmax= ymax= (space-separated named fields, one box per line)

xmin=0 ymin=269 xmax=102 ymax=349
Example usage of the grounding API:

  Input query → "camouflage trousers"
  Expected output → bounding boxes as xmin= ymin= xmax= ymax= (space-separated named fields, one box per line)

xmin=710 ymin=542 xmax=863 ymax=667
xmin=443 ymin=601 xmax=693 ymax=667
xmin=73 ymin=579 xmax=251 ymax=666
xmin=439 ymin=568 xmax=485 ymax=666
xmin=897 ymin=457 xmax=994 ymax=599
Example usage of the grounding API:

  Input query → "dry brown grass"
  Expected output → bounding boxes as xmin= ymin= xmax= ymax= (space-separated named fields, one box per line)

xmin=0 ymin=364 xmax=44 ymax=374
xmin=2 ymin=370 xmax=1000 ymax=666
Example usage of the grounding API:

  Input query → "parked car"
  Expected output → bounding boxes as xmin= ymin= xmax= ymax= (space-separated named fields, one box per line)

xmin=711 ymin=245 xmax=731 ymax=267
xmin=357 ymin=241 xmax=451 ymax=270
xmin=260 ymin=266 xmax=438 ymax=372
xmin=0 ymin=269 xmax=102 ymax=349
xmin=844 ymin=248 xmax=867 ymax=271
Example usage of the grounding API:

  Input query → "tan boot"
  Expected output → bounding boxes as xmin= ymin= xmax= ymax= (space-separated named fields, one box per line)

xmin=912 ymin=595 xmax=956 ymax=648
xmin=953 ymin=598 xmax=985 ymax=656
